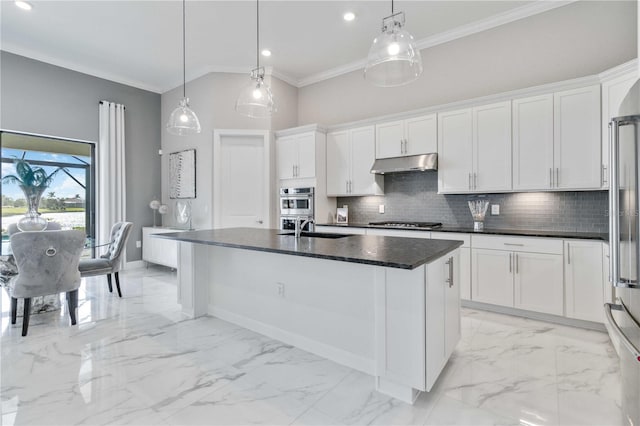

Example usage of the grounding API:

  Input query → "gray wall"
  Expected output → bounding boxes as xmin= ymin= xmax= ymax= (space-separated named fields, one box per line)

xmin=0 ymin=51 xmax=161 ymax=262
xmin=339 ymin=172 xmax=608 ymax=234
xmin=298 ymin=1 xmax=637 ymax=126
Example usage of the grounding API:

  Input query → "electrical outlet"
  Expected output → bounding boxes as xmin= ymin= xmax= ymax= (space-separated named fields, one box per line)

xmin=136 ymin=240 xmax=142 ymax=248
xmin=379 ymin=204 xmax=385 ymax=214
xmin=276 ymin=282 xmax=285 ymax=298
xmin=491 ymin=204 xmax=500 ymax=215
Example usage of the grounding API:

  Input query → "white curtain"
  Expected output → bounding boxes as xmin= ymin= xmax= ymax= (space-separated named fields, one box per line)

xmin=98 ymin=101 xmax=126 ymax=245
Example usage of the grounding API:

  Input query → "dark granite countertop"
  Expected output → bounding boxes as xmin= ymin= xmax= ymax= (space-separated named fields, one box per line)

xmin=154 ymin=228 xmax=463 ymax=270
xmin=316 ymin=223 xmax=608 ymax=241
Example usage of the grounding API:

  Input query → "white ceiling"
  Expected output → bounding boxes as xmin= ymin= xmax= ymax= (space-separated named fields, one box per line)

xmin=0 ymin=0 xmax=575 ymax=93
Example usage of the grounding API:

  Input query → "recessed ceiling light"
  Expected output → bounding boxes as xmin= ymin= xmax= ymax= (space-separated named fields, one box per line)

xmin=343 ymin=12 xmax=356 ymax=22
xmin=15 ymin=1 xmax=32 ymax=10
xmin=261 ymin=49 xmax=272 ymax=57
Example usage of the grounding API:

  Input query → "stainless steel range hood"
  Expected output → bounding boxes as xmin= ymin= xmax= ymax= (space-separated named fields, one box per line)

xmin=370 ymin=153 xmax=438 ymax=174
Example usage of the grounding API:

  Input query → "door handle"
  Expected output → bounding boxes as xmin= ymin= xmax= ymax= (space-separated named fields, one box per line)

xmin=445 ymin=256 xmax=454 ymax=288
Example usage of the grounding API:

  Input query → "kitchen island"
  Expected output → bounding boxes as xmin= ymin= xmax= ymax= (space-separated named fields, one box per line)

xmin=157 ymin=228 xmax=463 ymax=403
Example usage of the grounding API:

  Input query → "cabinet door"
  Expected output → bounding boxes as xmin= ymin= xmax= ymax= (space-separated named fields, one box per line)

xmin=514 ymin=252 xmax=563 ymax=315
xmin=326 ymin=131 xmax=350 ymax=196
xmin=554 ymin=85 xmax=601 ymax=189
xmin=438 ymin=109 xmax=473 ymax=193
xmin=512 ymin=94 xmax=554 ymax=191
xmin=425 ymin=254 xmax=446 ymax=391
xmin=276 ymin=136 xmax=297 ymax=180
xmin=350 ymin=126 xmax=378 ymax=195
xmin=473 ymin=101 xmax=512 ymax=192
xmin=296 ymin=133 xmax=316 ymax=179
xmin=405 ymin=114 xmax=437 ymax=156
xmin=376 ymin=120 xmax=404 ymax=159
xmin=471 ymin=248 xmax=513 ymax=307
xmin=565 ymin=241 xmax=605 ymax=322
xmin=602 ymin=73 xmax=637 ymax=188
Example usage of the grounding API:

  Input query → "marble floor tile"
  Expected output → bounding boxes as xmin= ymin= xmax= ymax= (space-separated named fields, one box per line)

xmin=1 ymin=266 xmax=624 ymax=426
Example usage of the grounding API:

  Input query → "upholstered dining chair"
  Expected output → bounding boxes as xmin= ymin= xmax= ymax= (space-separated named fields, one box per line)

xmin=8 ymin=230 xmax=85 ymax=336
xmin=79 ymin=222 xmax=133 ymax=298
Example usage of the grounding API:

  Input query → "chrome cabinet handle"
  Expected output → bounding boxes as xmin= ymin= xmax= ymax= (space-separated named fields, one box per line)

xmin=567 ymin=243 xmax=571 ymax=264
xmin=445 ymin=256 xmax=454 ymax=288
xmin=474 ymin=173 xmax=477 ymax=190
xmin=515 ymin=253 xmax=519 ymax=274
xmin=504 ymin=243 xmax=524 ymax=247
xmin=292 ymin=164 xmax=295 ymax=177
xmin=509 ymin=253 xmax=512 ymax=273
xmin=256 ymin=219 xmax=263 ymax=224
xmin=549 ymin=168 xmax=553 ymax=188
xmin=346 ymin=181 xmax=349 ymax=193
xmin=468 ymin=173 xmax=472 ymax=190
xmin=555 ymin=168 xmax=559 ymax=187
xmin=602 ymin=164 xmax=607 ymax=186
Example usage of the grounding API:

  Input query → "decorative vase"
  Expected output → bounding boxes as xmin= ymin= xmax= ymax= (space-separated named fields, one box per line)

xmin=17 ymin=185 xmax=48 ymax=231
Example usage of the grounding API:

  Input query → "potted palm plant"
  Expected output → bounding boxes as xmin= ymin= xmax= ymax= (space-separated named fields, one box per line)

xmin=2 ymin=158 xmax=65 ymax=231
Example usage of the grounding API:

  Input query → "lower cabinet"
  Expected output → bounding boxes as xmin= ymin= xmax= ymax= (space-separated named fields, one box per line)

xmin=565 ymin=240 xmax=606 ymax=322
xmin=142 ymin=227 xmax=179 ymax=268
xmin=471 ymin=235 xmax=564 ymax=316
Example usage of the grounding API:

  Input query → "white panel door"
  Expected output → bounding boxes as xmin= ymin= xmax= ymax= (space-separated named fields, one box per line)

xmin=376 ymin=120 xmax=404 ymax=159
xmin=350 ymin=126 xmax=377 ymax=195
xmin=565 ymin=241 xmax=605 ymax=322
xmin=513 ymin=252 xmax=563 ymax=315
xmin=554 ymin=85 xmax=601 ymax=189
xmin=218 ymin=134 xmax=268 ymax=228
xmin=512 ymin=94 xmax=554 ymax=190
xmin=438 ymin=109 xmax=473 ymax=193
xmin=602 ymin=73 xmax=637 ymax=188
xmin=405 ymin=114 xmax=437 ymax=156
xmin=276 ymin=136 xmax=296 ymax=180
xmin=296 ymin=133 xmax=316 ymax=179
xmin=471 ymin=248 xmax=513 ymax=307
xmin=326 ymin=131 xmax=350 ymax=196
xmin=473 ymin=101 xmax=512 ymax=192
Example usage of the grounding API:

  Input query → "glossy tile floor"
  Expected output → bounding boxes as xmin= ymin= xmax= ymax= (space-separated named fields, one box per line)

xmin=1 ymin=266 xmax=622 ymax=426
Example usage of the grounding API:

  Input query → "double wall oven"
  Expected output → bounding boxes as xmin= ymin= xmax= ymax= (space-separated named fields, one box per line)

xmin=279 ymin=187 xmax=315 ymax=231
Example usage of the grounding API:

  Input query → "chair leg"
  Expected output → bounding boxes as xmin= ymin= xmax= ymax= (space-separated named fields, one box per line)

xmin=115 ymin=272 xmax=122 ymax=298
xmin=11 ymin=297 xmax=17 ymax=325
xmin=22 ymin=298 xmax=31 ymax=336
xmin=106 ymin=274 xmax=113 ymax=293
xmin=66 ymin=290 xmax=78 ymax=325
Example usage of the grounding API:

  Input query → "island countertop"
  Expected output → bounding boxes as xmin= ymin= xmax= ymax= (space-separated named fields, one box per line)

xmin=155 ymin=228 xmax=463 ymax=270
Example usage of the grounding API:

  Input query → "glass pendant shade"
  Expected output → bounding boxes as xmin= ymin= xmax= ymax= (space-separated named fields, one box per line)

xmin=166 ymin=97 xmax=201 ymax=135
xmin=364 ymin=13 xmax=423 ymax=87
xmin=235 ymin=68 xmax=276 ymax=118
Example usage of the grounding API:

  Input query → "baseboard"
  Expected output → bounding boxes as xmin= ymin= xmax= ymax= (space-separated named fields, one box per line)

xmin=209 ymin=305 xmax=376 ymax=375
xmin=462 ymin=300 xmax=606 ymax=332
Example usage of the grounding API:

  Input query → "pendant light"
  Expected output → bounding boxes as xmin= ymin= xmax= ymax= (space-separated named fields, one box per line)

xmin=364 ymin=0 xmax=423 ymax=87
xmin=166 ymin=0 xmax=201 ymax=135
xmin=235 ymin=0 xmax=276 ymax=118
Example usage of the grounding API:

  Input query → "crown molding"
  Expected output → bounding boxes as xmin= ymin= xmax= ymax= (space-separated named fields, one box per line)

xmin=297 ymin=0 xmax=577 ymax=88
xmin=1 ymin=44 xmax=164 ymax=93
xmin=598 ymin=59 xmax=639 ymax=82
xmin=274 ymin=123 xmax=327 ymax=138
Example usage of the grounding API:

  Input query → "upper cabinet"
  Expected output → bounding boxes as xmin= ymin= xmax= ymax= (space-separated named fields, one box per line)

xmin=276 ymin=131 xmax=318 ymax=180
xmin=601 ymin=72 xmax=637 ymax=189
xmin=327 ymin=126 xmax=384 ymax=197
xmin=553 ymin=85 xmax=601 ymax=190
xmin=375 ymin=114 xmax=437 ymax=159
xmin=438 ymin=101 xmax=511 ymax=193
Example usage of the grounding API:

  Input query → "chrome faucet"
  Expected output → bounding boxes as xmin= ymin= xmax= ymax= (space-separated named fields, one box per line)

xmin=295 ymin=217 xmax=315 ymax=238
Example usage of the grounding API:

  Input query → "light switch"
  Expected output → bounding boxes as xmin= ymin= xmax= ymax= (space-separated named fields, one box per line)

xmin=379 ymin=204 xmax=385 ymax=214
xmin=491 ymin=204 xmax=500 ymax=215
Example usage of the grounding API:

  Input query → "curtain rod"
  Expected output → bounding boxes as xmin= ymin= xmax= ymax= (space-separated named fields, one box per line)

xmin=98 ymin=100 xmax=126 ymax=110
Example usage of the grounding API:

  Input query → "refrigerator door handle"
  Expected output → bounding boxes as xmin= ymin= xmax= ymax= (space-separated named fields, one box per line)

xmin=609 ymin=119 xmax=620 ymax=288
xmin=604 ymin=303 xmax=640 ymax=362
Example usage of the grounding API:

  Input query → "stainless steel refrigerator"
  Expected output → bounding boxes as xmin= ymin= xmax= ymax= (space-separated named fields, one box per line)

xmin=607 ymin=78 xmax=640 ymax=426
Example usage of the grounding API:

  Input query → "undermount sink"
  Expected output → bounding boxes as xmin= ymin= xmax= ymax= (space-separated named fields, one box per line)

xmin=278 ymin=231 xmax=350 ymax=239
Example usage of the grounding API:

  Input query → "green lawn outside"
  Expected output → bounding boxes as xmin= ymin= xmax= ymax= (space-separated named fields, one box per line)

xmin=1 ymin=207 xmax=85 ymax=217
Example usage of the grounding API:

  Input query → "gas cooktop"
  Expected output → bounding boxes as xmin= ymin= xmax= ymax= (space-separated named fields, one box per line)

xmin=368 ymin=221 xmax=443 ymax=229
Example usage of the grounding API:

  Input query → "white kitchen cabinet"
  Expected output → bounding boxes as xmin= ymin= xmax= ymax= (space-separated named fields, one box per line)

xmin=142 ymin=227 xmax=179 ymax=268
xmin=471 ymin=235 xmax=563 ymax=314
xmin=326 ymin=126 xmax=383 ymax=196
xmin=276 ymin=132 xmax=316 ymax=180
xmin=376 ymin=114 xmax=437 ymax=159
xmin=512 ymin=94 xmax=554 ymax=190
xmin=553 ymin=85 xmax=601 ymax=190
xmin=431 ymin=232 xmax=471 ymax=301
xmin=601 ymin=72 xmax=637 ymax=188
xmin=565 ymin=240 xmax=606 ymax=322
xmin=438 ymin=101 xmax=511 ymax=193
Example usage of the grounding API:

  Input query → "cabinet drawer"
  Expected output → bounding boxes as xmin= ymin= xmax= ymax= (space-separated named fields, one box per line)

xmin=472 ymin=235 xmax=562 ymax=254
xmin=430 ymin=232 xmax=470 ymax=247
